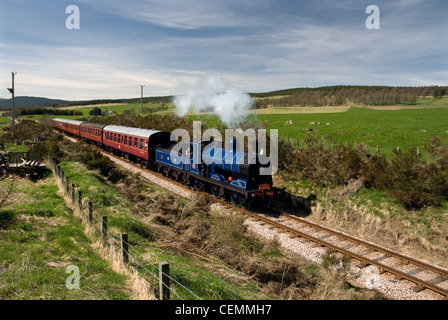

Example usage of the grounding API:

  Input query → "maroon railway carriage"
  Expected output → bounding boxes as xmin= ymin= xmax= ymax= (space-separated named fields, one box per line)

xmin=65 ymin=120 xmax=83 ymax=136
xmin=52 ymin=118 xmax=84 ymax=136
xmin=102 ymin=125 xmax=171 ymax=166
xmin=53 ymin=118 xmax=66 ymax=131
xmin=80 ymin=122 xmax=107 ymax=146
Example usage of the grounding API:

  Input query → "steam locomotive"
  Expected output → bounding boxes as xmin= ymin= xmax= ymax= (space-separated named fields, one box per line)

xmin=52 ymin=118 xmax=278 ymax=208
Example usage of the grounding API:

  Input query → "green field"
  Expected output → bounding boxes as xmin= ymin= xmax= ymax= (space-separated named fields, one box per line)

xmin=186 ymin=106 xmax=447 ymax=157
xmin=60 ymin=103 xmax=174 ymax=117
xmin=257 ymin=106 xmax=448 ymax=156
xmin=10 ymin=95 xmax=448 ymax=157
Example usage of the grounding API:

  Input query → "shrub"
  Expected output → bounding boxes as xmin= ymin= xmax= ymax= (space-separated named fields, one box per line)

xmin=280 ymin=135 xmax=448 ymax=210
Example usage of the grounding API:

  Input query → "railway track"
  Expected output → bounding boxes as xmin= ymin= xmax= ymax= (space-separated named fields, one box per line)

xmin=240 ymin=207 xmax=448 ymax=299
xmin=61 ymin=132 xmax=448 ymax=299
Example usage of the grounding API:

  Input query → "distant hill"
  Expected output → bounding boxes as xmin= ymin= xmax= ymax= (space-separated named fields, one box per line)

xmin=1 ymin=85 xmax=444 ymax=109
xmin=0 ymin=96 xmax=71 ymax=108
xmin=248 ymin=85 xmax=395 ymax=98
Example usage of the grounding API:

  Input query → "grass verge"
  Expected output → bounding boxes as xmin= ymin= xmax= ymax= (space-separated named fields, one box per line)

xmin=0 ymin=172 xmax=131 ymax=300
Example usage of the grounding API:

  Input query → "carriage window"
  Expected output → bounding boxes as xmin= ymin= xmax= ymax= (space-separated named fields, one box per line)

xmin=107 ymin=132 xmax=109 ymax=140
xmin=114 ymin=133 xmax=117 ymax=142
xmin=124 ymin=136 xmax=127 ymax=145
xmin=140 ymin=139 xmax=144 ymax=149
xmin=134 ymin=137 xmax=138 ymax=148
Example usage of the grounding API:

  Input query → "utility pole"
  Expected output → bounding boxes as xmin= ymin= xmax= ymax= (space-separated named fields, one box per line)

xmin=7 ymin=72 xmax=17 ymax=135
xmin=140 ymin=84 xmax=145 ymax=116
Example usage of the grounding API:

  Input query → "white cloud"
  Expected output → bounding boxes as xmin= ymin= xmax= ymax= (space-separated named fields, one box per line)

xmin=82 ymin=0 xmax=265 ymax=30
xmin=0 ymin=0 xmax=446 ymax=100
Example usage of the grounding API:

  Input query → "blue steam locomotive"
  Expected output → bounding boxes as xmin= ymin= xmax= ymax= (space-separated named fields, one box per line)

xmin=53 ymin=118 xmax=278 ymax=208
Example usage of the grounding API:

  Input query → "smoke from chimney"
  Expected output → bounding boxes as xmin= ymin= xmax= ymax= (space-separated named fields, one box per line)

xmin=173 ymin=72 xmax=253 ymax=127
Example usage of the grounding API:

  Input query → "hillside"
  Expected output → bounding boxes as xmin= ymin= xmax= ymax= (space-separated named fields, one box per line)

xmin=1 ymin=85 xmax=445 ymax=109
xmin=0 ymin=96 xmax=70 ymax=108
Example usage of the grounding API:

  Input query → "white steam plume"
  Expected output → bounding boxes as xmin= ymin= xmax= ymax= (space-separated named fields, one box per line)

xmin=173 ymin=72 xmax=253 ymax=127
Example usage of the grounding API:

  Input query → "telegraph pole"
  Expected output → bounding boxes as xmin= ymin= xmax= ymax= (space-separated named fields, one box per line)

xmin=7 ymin=72 xmax=17 ymax=135
xmin=140 ymin=84 xmax=145 ymax=116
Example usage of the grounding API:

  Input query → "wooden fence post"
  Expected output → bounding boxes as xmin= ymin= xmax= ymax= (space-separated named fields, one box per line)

xmin=65 ymin=177 xmax=70 ymax=193
xmin=88 ymin=202 xmax=93 ymax=224
xmin=159 ymin=261 xmax=170 ymax=300
xmin=102 ymin=216 xmax=108 ymax=244
xmin=71 ymin=184 xmax=75 ymax=204
xmin=121 ymin=233 xmax=129 ymax=265
xmin=377 ymin=145 xmax=380 ymax=156
xmin=78 ymin=190 xmax=82 ymax=210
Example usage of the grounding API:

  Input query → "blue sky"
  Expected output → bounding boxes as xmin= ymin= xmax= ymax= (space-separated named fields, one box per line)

xmin=0 ymin=0 xmax=447 ymax=100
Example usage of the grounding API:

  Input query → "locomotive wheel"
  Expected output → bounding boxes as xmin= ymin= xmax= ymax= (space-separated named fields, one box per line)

xmin=230 ymin=192 xmax=249 ymax=208
xmin=211 ymin=185 xmax=224 ymax=199
xmin=193 ymin=179 xmax=205 ymax=192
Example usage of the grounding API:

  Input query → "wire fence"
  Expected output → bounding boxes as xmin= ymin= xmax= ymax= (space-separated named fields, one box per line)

xmin=280 ymin=134 xmax=423 ymax=157
xmin=48 ymin=156 xmax=202 ymax=301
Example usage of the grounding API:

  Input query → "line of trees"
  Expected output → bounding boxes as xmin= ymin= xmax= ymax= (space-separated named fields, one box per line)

xmin=255 ymin=86 xmax=448 ymax=108
xmin=19 ymin=107 xmax=83 ymax=116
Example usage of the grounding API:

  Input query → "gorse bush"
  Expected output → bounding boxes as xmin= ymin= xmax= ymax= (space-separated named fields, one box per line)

xmin=281 ymin=135 xmax=448 ymax=210
xmin=284 ymin=135 xmax=366 ymax=187
xmin=5 ymin=117 xmax=447 ymax=210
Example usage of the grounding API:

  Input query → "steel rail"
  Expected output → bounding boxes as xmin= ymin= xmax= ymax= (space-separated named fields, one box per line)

xmin=275 ymin=211 xmax=448 ymax=278
xmin=240 ymin=207 xmax=448 ymax=298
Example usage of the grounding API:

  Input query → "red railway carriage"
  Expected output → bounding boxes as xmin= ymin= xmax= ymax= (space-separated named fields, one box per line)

xmin=53 ymin=118 xmax=67 ymax=131
xmin=80 ymin=122 xmax=107 ymax=145
xmin=65 ymin=120 xmax=83 ymax=136
xmin=103 ymin=125 xmax=171 ymax=164
xmin=53 ymin=118 xmax=84 ymax=136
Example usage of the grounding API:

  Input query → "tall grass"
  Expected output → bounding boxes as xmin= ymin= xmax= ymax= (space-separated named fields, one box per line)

xmin=0 ymin=176 xmax=131 ymax=300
